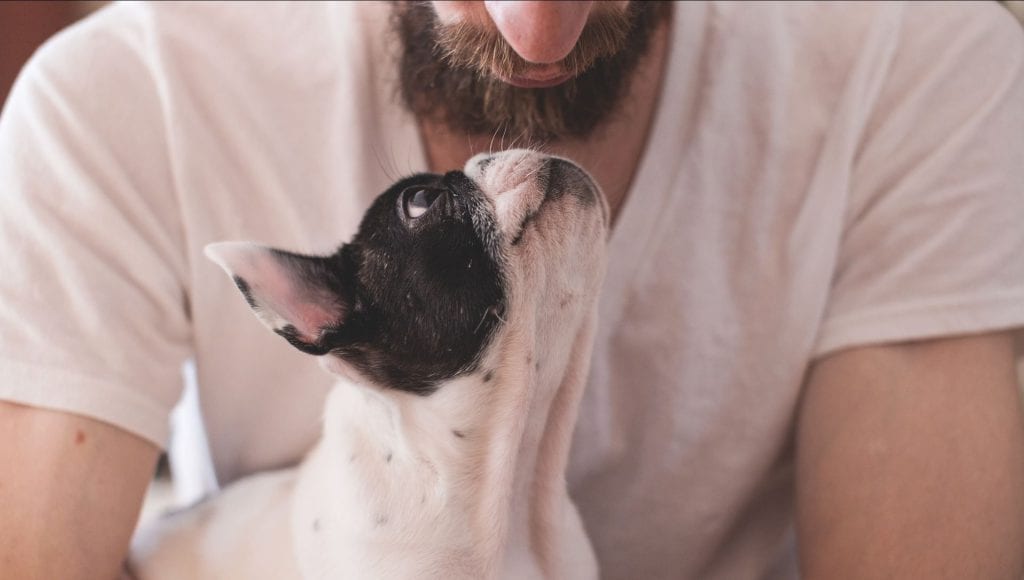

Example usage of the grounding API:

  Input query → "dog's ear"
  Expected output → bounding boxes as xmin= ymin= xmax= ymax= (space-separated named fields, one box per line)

xmin=204 ymin=242 xmax=350 ymax=355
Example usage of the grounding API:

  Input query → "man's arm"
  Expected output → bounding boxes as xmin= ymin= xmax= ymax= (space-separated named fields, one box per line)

xmin=0 ymin=401 xmax=159 ymax=580
xmin=796 ymin=331 xmax=1024 ymax=579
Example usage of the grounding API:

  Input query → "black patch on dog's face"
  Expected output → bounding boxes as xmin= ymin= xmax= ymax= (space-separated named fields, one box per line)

xmin=286 ymin=171 xmax=506 ymax=395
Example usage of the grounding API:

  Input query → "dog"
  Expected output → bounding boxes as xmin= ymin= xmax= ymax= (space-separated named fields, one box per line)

xmin=128 ymin=149 xmax=609 ymax=579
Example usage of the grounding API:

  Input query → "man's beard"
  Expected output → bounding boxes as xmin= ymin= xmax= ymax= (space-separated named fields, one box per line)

xmin=393 ymin=1 xmax=670 ymax=144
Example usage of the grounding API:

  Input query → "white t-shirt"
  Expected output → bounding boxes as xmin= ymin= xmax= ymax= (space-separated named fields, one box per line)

xmin=2 ymin=2 xmax=1023 ymax=578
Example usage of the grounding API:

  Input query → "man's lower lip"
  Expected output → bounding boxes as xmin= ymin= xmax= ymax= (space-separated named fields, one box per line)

xmin=502 ymin=72 xmax=573 ymax=89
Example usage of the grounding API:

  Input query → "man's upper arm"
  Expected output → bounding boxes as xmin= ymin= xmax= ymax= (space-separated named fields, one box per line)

xmin=796 ymin=331 xmax=1024 ymax=579
xmin=0 ymin=401 xmax=159 ymax=580
xmin=797 ymin=8 xmax=1024 ymax=575
xmin=0 ymin=7 xmax=190 ymax=577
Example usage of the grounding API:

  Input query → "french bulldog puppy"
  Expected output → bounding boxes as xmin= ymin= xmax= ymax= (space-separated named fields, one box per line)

xmin=129 ymin=149 xmax=609 ymax=580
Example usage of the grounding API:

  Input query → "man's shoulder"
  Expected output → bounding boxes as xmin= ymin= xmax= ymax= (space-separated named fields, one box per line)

xmin=65 ymin=1 xmax=390 ymax=47
xmin=703 ymin=1 xmax=1020 ymax=73
xmin=23 ymin=1 xmax=393 ymax=99
xmin=133 ymin=1 xmax=394 ymax=60
xmin=702 ymin=1 xmax=893 ymax=56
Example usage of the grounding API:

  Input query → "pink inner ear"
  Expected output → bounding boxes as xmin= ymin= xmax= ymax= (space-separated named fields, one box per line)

xmin=252 ymin=269 xmax=341 ymax=343
xmin=205 ymin=242 xmax=343 ymax=343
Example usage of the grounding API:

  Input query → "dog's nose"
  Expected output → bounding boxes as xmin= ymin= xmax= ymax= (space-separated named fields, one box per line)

xmin=477 ymin=150 xmax=546 ymax=185
xmin=463 ymin=150 xmax=549 ymax=240
xmin=466 ymin=150 xmax=561 ymax=217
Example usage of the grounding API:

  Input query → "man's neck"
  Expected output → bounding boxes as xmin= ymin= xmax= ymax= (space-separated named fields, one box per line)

xmin=419 ymin=14 xmax=672 ymax=228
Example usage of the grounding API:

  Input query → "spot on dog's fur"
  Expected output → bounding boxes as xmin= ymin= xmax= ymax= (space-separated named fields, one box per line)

xmin=349 ymin=453 xmax=357 ymax=463
xmin=375 ymin=513 xmax=389 ymax=526
xmin=385 ymin=451 xmax=393 ymax=463
xmin=452 ymin=429 xmax=465 ymax=439
xmin=483 ymin=370 xmax=494 ymax=383
xmin=312 ymin=518 xmax=321 ymax=532
xmin=74 ymin=430 xmax=86 ymax=445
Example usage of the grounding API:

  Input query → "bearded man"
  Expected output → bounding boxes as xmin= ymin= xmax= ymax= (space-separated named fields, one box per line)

xmin=1 ymin=2 xmax=1022 ymax=579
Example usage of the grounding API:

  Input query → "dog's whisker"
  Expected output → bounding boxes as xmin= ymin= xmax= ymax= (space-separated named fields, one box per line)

xmin=371 ymin=140 xmax=397 ymax=182
xmin=473 ymin=309 xmax=489 ymax=334
xmin=492 ymin=306 xmax=507 ymax=324
xmin=522 ymin=161 xmax=546 ymax=181
xmin=488 ymin=123 xmax=503 ymax=155
xmin=508 ymin=123 xmax=517 ymax=149
xmin=500 ymin=121 xmax=512 ymax=152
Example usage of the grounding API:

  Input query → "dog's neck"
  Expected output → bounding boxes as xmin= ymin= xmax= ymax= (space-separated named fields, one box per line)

xmin=300 ymin=292 xmax=598 ymax=578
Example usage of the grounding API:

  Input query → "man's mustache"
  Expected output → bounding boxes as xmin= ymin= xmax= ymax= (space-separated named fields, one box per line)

xmin=434 ymin=9 xmax=634 ymax=80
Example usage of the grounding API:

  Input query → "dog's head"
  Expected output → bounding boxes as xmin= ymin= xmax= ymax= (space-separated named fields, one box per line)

xmin=207 ymin=150 xmax=608 ymax=394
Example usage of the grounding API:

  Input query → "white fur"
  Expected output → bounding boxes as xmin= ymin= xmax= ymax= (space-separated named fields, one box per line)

xmin=129 ymin=150 xmax=608 ymax=579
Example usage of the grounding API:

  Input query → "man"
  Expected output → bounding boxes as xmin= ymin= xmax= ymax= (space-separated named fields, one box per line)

xmin=1 ymin=1 xmax=1022 ymax=578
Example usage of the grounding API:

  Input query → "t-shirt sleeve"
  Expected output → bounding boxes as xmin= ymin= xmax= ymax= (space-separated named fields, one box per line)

xmin=814 ymin=3 xmax=1024 ymax=358
xmin=0 ymin=6 xmax=190 ymax=447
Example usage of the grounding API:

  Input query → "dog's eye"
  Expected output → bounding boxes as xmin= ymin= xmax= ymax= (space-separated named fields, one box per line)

xmin=402 ymin=187 xmax=443 ymax=220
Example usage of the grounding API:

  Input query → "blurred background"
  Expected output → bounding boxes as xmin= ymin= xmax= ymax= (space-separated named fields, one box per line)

xmin=1 ymin=1 xmax=104 ymax=106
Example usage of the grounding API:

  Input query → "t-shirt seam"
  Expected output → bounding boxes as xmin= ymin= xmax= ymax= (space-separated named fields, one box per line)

xmin=0 ymin=355 xmax=172 ymax=446
xmin=815 ymin=287 xmax=1024 ymax=358
xmin=822 ymin=287 xmax=1024 ymax=329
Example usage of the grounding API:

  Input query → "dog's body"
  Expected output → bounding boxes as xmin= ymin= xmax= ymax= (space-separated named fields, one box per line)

xmin=129 ymin=150 xmax=608 ymax=579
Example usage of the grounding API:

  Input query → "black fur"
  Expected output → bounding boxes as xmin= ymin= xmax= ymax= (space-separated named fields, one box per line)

xmin=256 ymin=171 xmax=507 ymax=395
xmin=232 ymin=276 xmax=258 ymax=310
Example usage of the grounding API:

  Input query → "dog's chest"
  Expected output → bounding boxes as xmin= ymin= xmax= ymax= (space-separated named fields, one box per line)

xmin=290 ymin=385 xmax=488 ymax=578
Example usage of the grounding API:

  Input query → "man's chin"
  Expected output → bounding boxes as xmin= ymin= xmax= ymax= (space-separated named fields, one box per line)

xmin=395 ymin=0 xmax=671 ymax=142
xmin=498 ymin=71 xmax=575 ymax=89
